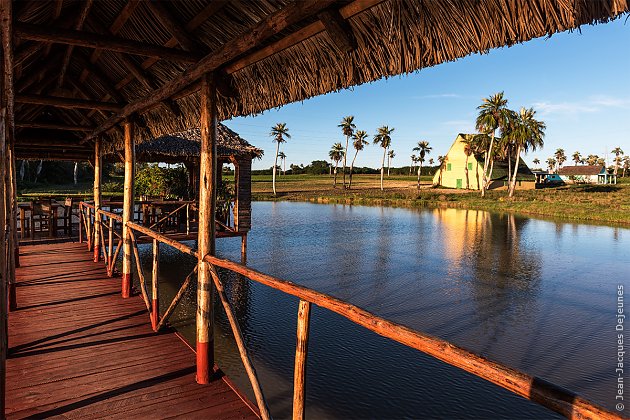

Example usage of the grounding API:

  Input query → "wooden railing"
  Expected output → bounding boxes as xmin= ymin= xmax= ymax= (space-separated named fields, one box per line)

xmin=78 ymin=203 xmax=619 ymax=420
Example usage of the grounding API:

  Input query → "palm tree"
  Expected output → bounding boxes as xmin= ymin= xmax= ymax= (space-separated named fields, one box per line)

xmin=329 ymin=143 xmax=344 ymax=187
xmin=476 ymin=91 xmax=511 ymax=197
xmin=429 ymin=158 xmax=434 ymax=166
xmin=412 ymin=141 xmax=432 ymax=190
xmin=586 ymin=154 xmax=599 ymax=165
xmin=373 ymin=126 xmax=394 ymax=191
xmin=270 ymin=123 xmax=290 ymax=195
xmin=278 ymin=151 xmax=287 ymax=175
xmin=387 ymin=150 xmax=395 ymax=176
xmin=338 ymin=116 xmax=356 ymax=189
xmin=612 ymin=147 xmax=624 ymax=176
xmin=437 ymin=155 xmax=447 ymax=185
xmin=506 ymin=107 xmax=546 ymax=197
xmin=410 ymin=154 xmax=417 ymax=175
xmin=622 ymin=156 xmax=630 ymax=177
xmin=546 ymin=157 xmax=557 ymax=173
xmin=348 ymin=130 xmax=368 ymax=189
xmin=461 ymin=138 xmax=473 ymax=190
xmin=572 ymin=151 xmax=582 ymax=166
xmin=554 ymin=148 xmax=566 ymax=172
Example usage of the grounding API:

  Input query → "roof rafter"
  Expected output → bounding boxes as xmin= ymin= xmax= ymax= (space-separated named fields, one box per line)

xmin=16 ymin=93 xmax=122 ymax=112
xmin=144 ymin=0 xmax=199 ymax=52
xmin=58 ymin=0 xmax=94 ymax=87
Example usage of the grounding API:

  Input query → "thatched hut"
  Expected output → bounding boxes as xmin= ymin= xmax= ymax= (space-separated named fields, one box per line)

xmin=119 ymin=124 xmax=263 ymax=232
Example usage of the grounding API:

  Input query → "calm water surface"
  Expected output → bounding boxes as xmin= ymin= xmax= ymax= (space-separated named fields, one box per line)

xmin=134 ymin=202 xmax=629 ymax=419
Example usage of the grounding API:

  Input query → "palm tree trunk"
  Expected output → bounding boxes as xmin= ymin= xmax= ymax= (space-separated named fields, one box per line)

xmin=486 ymin=159 xmax=495 ymax=190
xmin=73 ymin=162 xmax=79 ymax=185
xmin=481 ymin=132 xmax=495 ymax=197
xmin=387 ymin=155 xmax=390 ymax=177
xmin=273 ymin=141 xmax=279 ymax=195
xmin=349 ymin=150 xmax=359 ymax=189
xmin=464 ymin=154 xmax=470 ymax=189
xmin=343 ymin=135 xmax=349 ymax=188
xmin=508 ymin=145 xmax=522 ymax=198
xmin=333 ymin=163 xmax=338 ymax=187
xmin=380 ymin=148 xmax=386 ymax=191
xmin=507 ymin=148 xmax=511 ymax=182
xmin=416 ymin=162 xmax=423 ymax=189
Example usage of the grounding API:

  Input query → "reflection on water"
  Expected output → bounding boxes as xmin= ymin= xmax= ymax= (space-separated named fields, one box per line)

xmin=133 ymin=202 xmax=629 ymax=419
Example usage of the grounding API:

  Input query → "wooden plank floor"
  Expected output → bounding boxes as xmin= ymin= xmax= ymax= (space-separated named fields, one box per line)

xmin=6 ymin=242 xmax=259 ymax=419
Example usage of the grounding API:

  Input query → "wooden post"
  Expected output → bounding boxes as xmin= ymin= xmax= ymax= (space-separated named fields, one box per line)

xmin=196 ymin=73 xmax=217 ymax=384
xmin=7 ymin=144 xmax=15 ymax=311
xmin=86 ymin=206 xmax=91 ymax=249
xmin=293 ymin=300 xmax=312 ymax=420
xmin=108 ymin=216 xmax=113 ymax=275
xmin=78 ymin=202 xmax=84 ymax=243
xmin=93 ymin=138 xmax=102 ymax=262
xmin=121 ymin=120 xmax=135 ymax=298
xmin=151 ymin=239 xmax=159 ymax=331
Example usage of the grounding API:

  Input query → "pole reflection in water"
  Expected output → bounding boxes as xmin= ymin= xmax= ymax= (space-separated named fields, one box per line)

xmin=130 ymin=202 xmax=628 ymax=419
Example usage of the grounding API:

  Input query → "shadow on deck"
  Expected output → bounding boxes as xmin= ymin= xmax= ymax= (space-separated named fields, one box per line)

xmin=6 ymin=242 xmax=258 ymax=419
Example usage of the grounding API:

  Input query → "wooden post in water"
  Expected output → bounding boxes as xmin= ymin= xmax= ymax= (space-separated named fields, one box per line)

xmin=241 ymin=234 xmax=247 ymax=264
xmin=151 ymin=239 xmax=159 ymax=331
xmin=293 ymin=300 xmax=312 ymax=420
xmin=121 ymin=120 xmax=135 ymax=298
xmin=196 ymin=73 xmax=217 ymax=384
xmin=93 ymin=138 xmax=102 ymax=262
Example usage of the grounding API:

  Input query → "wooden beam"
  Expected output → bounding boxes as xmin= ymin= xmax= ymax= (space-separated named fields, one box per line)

xmin=196 ymin=73 xmax=217 ymax=384
xmin=144 ymin=0 xmax=198 ymax=52
xmin=72 ymin=52 xmax=126 ymax=103
xmin=318 ymin=7 xmax=357 ymax=53
xmin=13 ymin=151 xmax=92 ymax=161
xmin=16 ymin=93 xmax=122 ymax=112
xmin=15 ymin=138 xmax=89 ymax=149
xmin=15 ymin=121 xmax=93 ymax=131
xmin=58 ymin=0 xmax=94 ymax=87
xmin=14 ymin=23 xmax=200 ymax=63
xmin=87 ymin=0 xmax=338 ymax=140
xmin=88 ymin=0 xmax=141 ymax=65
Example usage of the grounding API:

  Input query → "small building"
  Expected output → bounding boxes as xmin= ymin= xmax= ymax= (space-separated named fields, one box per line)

xmin=432 ymin=134 xmax=535 ymax=190
xmin=558 ymin=165 xmax=616 ymax=184
xmin=532 ymin=171 xmax=563 ymax=185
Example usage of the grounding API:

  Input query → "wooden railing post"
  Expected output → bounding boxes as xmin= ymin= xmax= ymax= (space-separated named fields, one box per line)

xmin=151 ymin=239 xmax=159 ymax=331
xmin=108 ymin=217 xmax=113 ymax=275
xmin=79 ymin=202 xmax=83 ymax=243
xmin=93 ymin=138 xmax=102 ymax=262
xmin=121 ymin=120 xmax=135 ymax=298
xmin=195 ymin=73 xmax=217 ymax=384
xmin=86 ymin=206 xmax=92 ymax=250
xmin=293 ymin=300 xmax=311 ymax=420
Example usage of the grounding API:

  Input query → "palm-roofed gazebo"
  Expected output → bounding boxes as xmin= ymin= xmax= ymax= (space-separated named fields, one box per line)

xmin=1 ymin=1 xmax=628 ymax=418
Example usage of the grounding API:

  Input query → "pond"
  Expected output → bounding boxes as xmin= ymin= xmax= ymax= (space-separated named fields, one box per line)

xmin=133 ymin=201 xmax=629 ymax=419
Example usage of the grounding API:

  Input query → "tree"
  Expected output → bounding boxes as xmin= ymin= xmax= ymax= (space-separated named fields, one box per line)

xmin=546 ymin=157 xmax=557 ymax=172
xmin=612 ymin=147 xmax=624 ymax=176
xmin=429 ymin=158 xmax=434 ymax=166
xmin=532 ymin=158 xmax=540 ymax=168
xmin=586 ymin=154 xmax=599 ymax=165
xmin=506 ymin=107 xmax=545 ymax=197
xmin=410 ymin=154 xmax=417 ymax=175
xmin=437 ymin=155 xmax=447 ymax=185
xmin=278 ymin=151 xmax=287 ymax=175
xmin=572 ymin=151 xmax=582 ymax=166
xmin=338 ymin=116 xmax=356 ymax=189
xmin=412 ymin=140 xmax=432 ymax=190
xmin=554 ymin=148 xmax=566 ymax=172
xmin=461 ymin=138 xmax=474 ymax=189
xmin=476 ymin=92 xmax=511 ymax=197
xmin=329 ymin=143 xmax=345 ymax=187
xmin=387 ymin=150 xmax=395 ymax=176
xmin=349 ymin=130 xmax=368 ymax=189
xmin=270 ymin=123 xmax=290 ymax=195
xmin=622 ymin=156 xmax=630 ymax=177
xmin=373 ymin=126 xmax=394 ymax=191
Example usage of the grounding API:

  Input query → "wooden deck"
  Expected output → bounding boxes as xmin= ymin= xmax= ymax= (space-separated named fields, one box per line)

xmin=5 ymin=242 xmax=259 ymax=419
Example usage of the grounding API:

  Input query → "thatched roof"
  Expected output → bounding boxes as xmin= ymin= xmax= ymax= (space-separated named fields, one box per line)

xmin=558 ymin=165 xmax=604 ymax=176
xmin=9 ymin=0 xmax=629 ymax=160
xmin=129 ymin=124 xmax=263 ymax=164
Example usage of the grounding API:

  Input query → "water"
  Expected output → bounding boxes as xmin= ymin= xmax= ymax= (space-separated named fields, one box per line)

xmin=132 ymin=202 xmax=630 ymax=419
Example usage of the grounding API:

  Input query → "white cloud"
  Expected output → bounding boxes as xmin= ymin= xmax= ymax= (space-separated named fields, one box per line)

xmin=415 ymin=93 xmax=462 ymax=99
xmin=533 ymin=95 xmax=630 ymax=117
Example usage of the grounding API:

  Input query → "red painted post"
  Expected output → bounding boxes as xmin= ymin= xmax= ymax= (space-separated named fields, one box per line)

xmin=93 ymin=138 xmax=102 ymax=262
xmin=121 ymin=120 xmax=135 ymax=298
xmin=79 ymin=202 xmax=83 ymax=243
xmin=151 ymin=239 xmax=159 ymax=330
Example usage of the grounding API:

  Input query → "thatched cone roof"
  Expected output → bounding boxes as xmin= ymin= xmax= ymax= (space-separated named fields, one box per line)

xmin=12 ymin=0 xmax=630 ymax=158
xmin=110 ymin=124 xmax=263 ymax=164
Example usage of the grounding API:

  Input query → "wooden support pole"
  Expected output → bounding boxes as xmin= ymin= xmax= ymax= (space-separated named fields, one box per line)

xmin=79 ymin=202 xmax=83 ymax=243
xmin=0 ymin=109 xmax=7 ymax=420
xmin=93 ymin=137 xmax=102 ymax=262
xmin=293 ymin=300 xmax=312 ymax=420
xmin=241 ymin=233 xmax=247 ymax=264
xmin=121 ymin=120 xmax=135 ymax=298
xmin=108 ymin=217 xmax=114 ymax=275
xmin=151 ymin=239 xmax=159 ymax=331
xmin=86 ymin=206 xmax=92 ymax=250
xmin=196 ymin=73 xmax=217 ymax=384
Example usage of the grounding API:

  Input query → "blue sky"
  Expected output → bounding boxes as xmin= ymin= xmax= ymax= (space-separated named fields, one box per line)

xmin=224 ymin=18 xmax=630 ymax=170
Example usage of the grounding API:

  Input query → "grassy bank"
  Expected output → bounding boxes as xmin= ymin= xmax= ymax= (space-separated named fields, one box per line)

xmin=252 ymin=174 xmax=630 ymax=225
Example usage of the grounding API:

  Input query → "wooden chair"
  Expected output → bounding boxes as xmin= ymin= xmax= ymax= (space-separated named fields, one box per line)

xmin=30 ymin=200 xmax=51 ymax=238
xmin=59 ymin=197 xmax=74 ymax=236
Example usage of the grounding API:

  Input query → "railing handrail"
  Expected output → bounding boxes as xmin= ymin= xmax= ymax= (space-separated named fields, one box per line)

xmin=119 ymin=219 xmax=617 ymax=420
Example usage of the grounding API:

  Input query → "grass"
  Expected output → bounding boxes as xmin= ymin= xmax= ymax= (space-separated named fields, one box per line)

xmin=250 ymin=174 xmax=630 ymax=225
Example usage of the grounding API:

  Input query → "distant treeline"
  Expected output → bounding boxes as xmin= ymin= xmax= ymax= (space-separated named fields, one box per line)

xmin=253 ymin=160 xmax=438 ymax=176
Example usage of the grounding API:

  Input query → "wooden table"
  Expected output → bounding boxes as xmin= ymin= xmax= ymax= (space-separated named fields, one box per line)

xmin=18 ymin=202 xmax=64 ymax=239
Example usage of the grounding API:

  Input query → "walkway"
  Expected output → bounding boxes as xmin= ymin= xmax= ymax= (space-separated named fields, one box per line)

xmin=5 ymin=242 xmax=258 ymax=419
